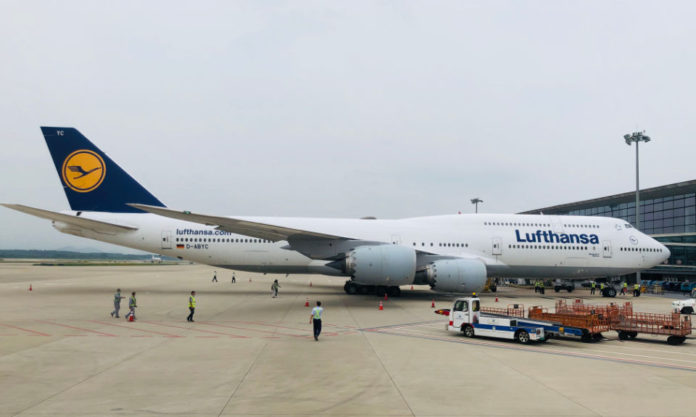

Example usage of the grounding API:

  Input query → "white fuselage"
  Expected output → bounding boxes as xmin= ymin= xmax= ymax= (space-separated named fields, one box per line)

xmin=52 ymin=212 xmax=670 ymax=280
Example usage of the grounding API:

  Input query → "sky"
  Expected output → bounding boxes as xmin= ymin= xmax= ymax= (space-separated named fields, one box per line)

xmin=1 ymin=1 xmax=695 ymax=252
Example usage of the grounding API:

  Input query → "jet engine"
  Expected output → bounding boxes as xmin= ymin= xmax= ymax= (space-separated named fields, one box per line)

xmin=328 ymin=245 xmax=416 ymax=285
xmin=425 ymin=259 xmax=487 ymax=293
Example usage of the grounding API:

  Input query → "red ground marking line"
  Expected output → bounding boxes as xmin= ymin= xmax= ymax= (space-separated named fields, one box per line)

xmin=0 ymin=323 xmax=51 ymax=337
xmin=36 ymin=320 xmax=117 ymax=337
xmin=88 ymin=320 xmax=182 ymax=338
xmin=371 ymin=328 xmax=696 ymax=372
xmin=195 ymin=336 xmax=220 ymax=338
xmin=198 ymin=321 xmax=337 ymax=338
xmin=233 ymin=320 xmax=340 ymax=335
xmin=130 ymin=335 xmax=154 ymax=338
xmin=140 ymin=321 xmax=248 ymax=338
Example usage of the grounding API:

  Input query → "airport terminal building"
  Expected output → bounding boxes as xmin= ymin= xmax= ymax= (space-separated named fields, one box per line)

xmin=522 ymin=179 xmax=696 ymax=282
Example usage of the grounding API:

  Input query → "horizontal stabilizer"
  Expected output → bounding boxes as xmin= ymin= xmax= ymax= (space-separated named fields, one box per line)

xmin=129 ymin=204 xmax=341 ymax=241
xmin=2 ymin=204 xmax=138 ymax=234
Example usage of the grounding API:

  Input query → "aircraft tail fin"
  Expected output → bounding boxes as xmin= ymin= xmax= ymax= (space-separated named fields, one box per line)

xmin=40 ymin=127 xmax=165 ymax=212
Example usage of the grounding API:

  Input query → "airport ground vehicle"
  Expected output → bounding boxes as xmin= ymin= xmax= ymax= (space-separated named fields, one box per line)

xmin=553 ymin=280 xmax=575 ymax=293
xmin=672 ymin=298 xmax=695 ymax=314
xmin=439 ymin=297 xmax=588 ymax=343
xmin=556 ymin=299 xmax=692 ymax=345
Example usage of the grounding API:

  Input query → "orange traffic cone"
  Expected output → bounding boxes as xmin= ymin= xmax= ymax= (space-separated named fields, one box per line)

xmin=304 ymin=298 xmax=309 ymax=307
xmin=379 ymin=301 xmax=383 ymax=310
xmin=495 ymin=297 xmax=499 ymax=302
xmin=431 ymin=299 xmax=435 ymax=308
xmin=128 ymin=315 xmax=134 ymax=322
xmin=29 ymin=284 xmax=32 ymax=291
xmin=384 ymin=293 xmax=388 ymax=301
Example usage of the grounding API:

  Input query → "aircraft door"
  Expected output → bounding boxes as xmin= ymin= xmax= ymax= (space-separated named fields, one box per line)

xmin=602 ymin=240 xmax=612 ymax=258
xmin=492 ymin=237 xmax=502 ymax=256
xmin=161 ymin=231 xmax=172 ymax=249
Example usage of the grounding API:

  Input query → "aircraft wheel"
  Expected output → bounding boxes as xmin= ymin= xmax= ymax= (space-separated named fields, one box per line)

xmin=387 ymin=286 xmax=401 ymax=297
xmin=346 ymin=282 xmax=358 ymax=295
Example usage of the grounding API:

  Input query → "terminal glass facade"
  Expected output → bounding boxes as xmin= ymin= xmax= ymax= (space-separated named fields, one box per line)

xmin=565 ymin=193 xmax=696 ymax=235
xmin=522 ymin=180 xmax=696 ymax=281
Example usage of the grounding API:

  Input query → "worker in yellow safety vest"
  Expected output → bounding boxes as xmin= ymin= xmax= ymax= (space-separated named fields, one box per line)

xmin=187 ymin=291 xmax=196 ymax=322
xmin=633 ymin=283 xmax=640 ymax=297
xmin=621 ymin=282 xmax=628 ymax=296
xmin=590 ymin=281 xmax=596 ymax=295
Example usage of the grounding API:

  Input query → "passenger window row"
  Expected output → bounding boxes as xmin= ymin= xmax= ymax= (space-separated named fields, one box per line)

xmin=175 ymin=237 xmax=270 ymax=243
xmin=508 ymin=244 xmax=588 ymax=250
xmin=620 ymin=247 xmax=664 ymax=252
xmin=412 ymin=242 xmax=469 ymax=248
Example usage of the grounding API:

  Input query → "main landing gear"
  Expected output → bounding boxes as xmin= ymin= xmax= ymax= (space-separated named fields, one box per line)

xmin=343 ymin=280 xmax=402 ymax=297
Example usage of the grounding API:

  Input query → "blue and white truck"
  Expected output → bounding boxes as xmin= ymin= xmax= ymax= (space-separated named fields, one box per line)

xmin=440 ymin=296 xmax=585 ymax=343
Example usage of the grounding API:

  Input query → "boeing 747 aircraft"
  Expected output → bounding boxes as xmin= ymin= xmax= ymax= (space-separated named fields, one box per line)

xmin=2 ymin=127 xmax=670 ymax=296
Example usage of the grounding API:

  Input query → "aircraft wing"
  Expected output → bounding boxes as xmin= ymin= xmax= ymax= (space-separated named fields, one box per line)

xmin=129 ymin=204 xmax=344 ymax=241
xmin=2 ymin=204 xmax=138 ymax=234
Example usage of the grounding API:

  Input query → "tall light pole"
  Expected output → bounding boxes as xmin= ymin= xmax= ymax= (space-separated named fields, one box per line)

xmin=624 ymin=130 xmax=651 ymax=284
xmin=471 ymin=198 xmax=483 ymax=213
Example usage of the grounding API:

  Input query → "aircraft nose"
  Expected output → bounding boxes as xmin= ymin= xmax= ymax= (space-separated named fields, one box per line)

xmin=660 ymin=244 xmax=671 ymax=262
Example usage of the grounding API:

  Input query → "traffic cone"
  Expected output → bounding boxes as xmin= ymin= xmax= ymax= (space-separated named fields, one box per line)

xmin=379 ymin=301 xmax=383 ymax=310
xmin=304 ymin=298 xmax=309 ymax=307
xmin=411 ymin=285 xmax=414 ymax=290
xmin=431 ymin=299 xmax=435 ymax=308
xmin=128 ymin=315 xmax=134 ymax=322
xmin=384 ymin=293 xmax=388 ymax=301
xmin=495 ymin=297 xmax=499 ymax=302
xmin=29 ymin=284 xmax=32 ymax=291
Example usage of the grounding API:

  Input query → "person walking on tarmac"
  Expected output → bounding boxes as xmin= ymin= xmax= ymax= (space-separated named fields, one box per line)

xmin=600 ymin=282 xmax=605 ymax=296
xmin=310 ymin=301 xmax=324 ymax=341
xmin=231 ymin=272 xmax=236 ymax=283
xmin=621 ymin=282 xmax=628 ymax=296
xmin=212 ymin=271 xmax=218 ymax=283
xmin=590 ymin=281 xmax=596 ymax=295
xmin=633 ymin=283 xmax=641 ymax=297
xmin=110 ymin=288 xmax=125 ymax=318
xmin=271 ymin=279 xmax=280 ymax=298
xmin=124 ymin=292 xmax=137 ymax=321
xmin=187 ymin=291 xmax=196 ymax=322
xmin=539 ymin=280 xmax=545 ymax=295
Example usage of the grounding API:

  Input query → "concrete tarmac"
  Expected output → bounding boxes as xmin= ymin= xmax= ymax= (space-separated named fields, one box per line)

xmin=1 ymin=262 xmax=695 ymax=417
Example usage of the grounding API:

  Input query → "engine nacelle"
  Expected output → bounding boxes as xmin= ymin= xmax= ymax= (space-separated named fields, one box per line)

xmin=426 ymin=259 xmax=487 ymax=293
xmin=342 ymin=245 xmax=417 ymax=285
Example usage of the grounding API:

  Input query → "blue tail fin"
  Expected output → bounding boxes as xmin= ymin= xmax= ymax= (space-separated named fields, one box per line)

xmin=41 ymin=127 xmax=165 ymax=212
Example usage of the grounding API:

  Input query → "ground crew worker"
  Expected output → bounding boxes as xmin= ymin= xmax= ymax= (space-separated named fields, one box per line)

xmin=621 ymin=282 xmax=628 ymax=296
xmin=231 ymin=272 xmax=236 ymax=283
xmin=187 ymin=291 xmax=196 ymax=322
xmin=534 ymin=280 xmax=539 ymax=293
xmin=125 ymin=291 xmax=137 ymax=321
xmin=590 ymin=281 xmax=596 ymax=295
xmin=110 ymin=288 xmax=125 ymax=318
xmin=271 ymin=279 xmax=280 ymax=298
xmin=539 ymin=280 xmax=545 ymax=295
xmin=310 ymin=301 xmax=324 ymax=341
xmin=600 ymin=282 xmax=605 ymax=296
xmin=212 ymin=271 xmax=218 ymax=283
xmin=634 ymin=283 xmax=640 ymax=297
